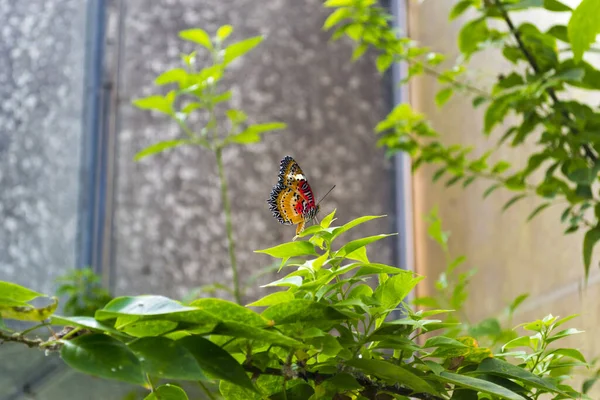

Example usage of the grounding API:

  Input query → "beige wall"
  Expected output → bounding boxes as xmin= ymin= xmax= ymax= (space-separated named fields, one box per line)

xmin=409 ymin=0 xmax=600 ymax=389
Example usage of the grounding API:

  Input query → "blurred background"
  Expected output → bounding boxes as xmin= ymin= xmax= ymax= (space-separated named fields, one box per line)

xmin=0 ymin=0 xmax=596 ymax=399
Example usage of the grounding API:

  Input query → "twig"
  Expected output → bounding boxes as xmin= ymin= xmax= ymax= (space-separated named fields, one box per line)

xmin=0 ymin=330 xmax=44 ymax=348
xmin=215 ymin=146 xmax=242 ymax=305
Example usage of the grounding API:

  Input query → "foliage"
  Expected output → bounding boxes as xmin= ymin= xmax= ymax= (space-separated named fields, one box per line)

xmin=0 ymin=212 xmax=590 ymax=399
xmin=414 ymin=208 xmax=527 ymax=352
xmin=55 ymin=267 xmax=113 ymax=317
xmin=132 ymin=26 xmax=287 ymax=304
xmin=322 ymin=0 xmax=600 ymax=278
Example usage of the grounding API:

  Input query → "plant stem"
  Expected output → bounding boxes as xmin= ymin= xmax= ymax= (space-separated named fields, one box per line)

xmin=215 ymin=146 xmax=241 ymax=304
xmin=197 ymin=380 xmax=217 ymax=400
xmin=0 ymin=330 xmax=44 ymax=348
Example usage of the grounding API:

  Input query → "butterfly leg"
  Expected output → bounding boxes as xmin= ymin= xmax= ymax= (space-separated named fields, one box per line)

xmin=295 ymin=220 xmax=306 ymax=236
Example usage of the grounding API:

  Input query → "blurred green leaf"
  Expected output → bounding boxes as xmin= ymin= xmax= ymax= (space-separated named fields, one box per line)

xmin=583 ymin=225 xmax=600 ymax=278
xmin=223 ymin=36 xmax=263 ymax=64
xmin=568 ymin=0 xmax=600 ymax=62
xmin=179 ymin=336 xmax=256 ymax=391
xmin=134 ymin=140 xmax=193 ymax=161
xmin=179 ymin=29 xmax=213 ymax=49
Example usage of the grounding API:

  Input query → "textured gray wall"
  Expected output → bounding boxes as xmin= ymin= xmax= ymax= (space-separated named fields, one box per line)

xmin=113 ymin=0 xmax=395 ymax=302
xmin=0 ymin=0 xmax=85 ymax=294
xmin=0 ymin=1 xmax=92 ymax=399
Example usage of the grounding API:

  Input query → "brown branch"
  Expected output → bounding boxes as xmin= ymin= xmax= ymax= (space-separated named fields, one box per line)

xmin=492 ymin=0 xmax=598 ymax=163
xmin=243 ymin=365 xmax=445 ymax=400
xmin=0 ymin=330 xmax=44 ymax=348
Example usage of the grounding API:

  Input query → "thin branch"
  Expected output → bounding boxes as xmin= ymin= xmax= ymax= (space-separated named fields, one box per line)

xmin=410 ymin=59 xmax=493 ymax=100
xmin=492 ymin=0 xmax=598 ymax=163
xmin=0 ymin=330 xmax=44 ymax=348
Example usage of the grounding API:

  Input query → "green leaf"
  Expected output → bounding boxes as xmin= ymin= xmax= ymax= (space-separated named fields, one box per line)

xmin=324 ymin=7 xmax=351 ymax=30
xmin=134 ymin=140 xmax=192 ymax=161
xmin=549 ymin=348 xmax=586 ymax=362
xmin=179 ymin=29 xmax=213 ymax=49
xmin=217 ymin=25 xmax=233 ymax=41
xmin=0 ymin=281 xmax=44 ymax=302
xmin=376 ymin=53 xmax=393 ymax=74
xmin=179 ymin=336 xmax=256 ymax=391
xmin=224 ymin=122 xmax=286 ymax=145
xmin=132 ymin=95 xmax=173 ymax=115
xmin=325 ymin=372 xmax=363 ymax=391
xmin=96 ymin=296 xmax=197 ymax=320
xmin=437 ymin=372 xmax=525 ymax=400
xmin=330 ymin=215 xmax=386 ymax=241
xmin=492 ymin=161 xmax=511 ymax=174
xmin=502 ymin=194 xmax=527 ymax=212
xmin=547 ymin=327 xmax=584 ymax=343
xmin=223 ymin=36 xmax=263 ymax=64
xmin=544 ymin=0 xmax=572 ymax=11
xmin=583 ymin=225 xmax=600 ymax=278
xmin=483 ymin=183 xmax=502 ymax=198
xmin=351 ymin=43 xmax=368 ymax=61
xmin=568 ymin=0 xmax=600 ymax=62
xmin=51 ymin=316 xmax=127 ymax=337
xmin=0 ymin=296 xmax=58 ymax=321
xmin=262 ymin=299 xmax=346 ymax=325
xmin=508 ymin=293 xmax=529 ymax=314
xmin=61 ymin=333 xmax=145 ymax=385
xmin=120 ymin=320 xmax=178 ymax=337
xmin=347 ymin=358 xmax=439 ymax=395
xmin=129 ymin=337 xmax=205 ymax=380
xmin=189 ymin=298 xmax=268 ymax=327
xmin=527 ymin=203 xmax=552 ymax=221
xmin=254 ymin=241 xmax=317 ymax=258
xmin=335 ymin=234 xmax=396 ymax=258
xmin=459 ymin=18 xmax=488 ymax=57
xmin=262 ymin=276 xmax=303 ymax=288
xmin=246 ymin=291 xmax=294 ymax=307
xmin=548 ymin=25 xmax=569 ymax=42
xmin=475 ymin=358 xmax=563 ymax=394
xmin=375 ymin=272 xmax=423 ymax=310
xmin=155 ymin=68 xmax=188 ymax=86
xmin=435 ymin=87 xmax=453 ymax=107
xmin=144 ymin=384 xmax=189 ymax=400
xmin=324 ymin=0 xmax=354 ymax=6
xmin=423 ymin=336 xmax=469 ymax=349
xmin=450 ymin=0 xmax=474 ymax=20
xmin=213 ymin=321 xmax=303 ymax=347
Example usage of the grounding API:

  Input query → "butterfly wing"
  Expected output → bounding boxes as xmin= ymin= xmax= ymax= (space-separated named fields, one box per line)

xmin=268 ymin=156 xmax=319 ymax=234
xmin=278 ymin=156 xmax=317 ymax=211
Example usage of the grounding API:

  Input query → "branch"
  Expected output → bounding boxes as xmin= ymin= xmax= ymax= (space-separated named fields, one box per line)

xmin=0 ymin=330 xmax=44 ymax=348
xmin=492 ymin=0 xmax=598 ymax=163
xmin=243 ymin=365 xmax=445 ymax=400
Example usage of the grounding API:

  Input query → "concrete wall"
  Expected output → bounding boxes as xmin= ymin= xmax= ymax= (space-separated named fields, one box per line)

xmin=410 ymin=0 xmax=599 ymax=389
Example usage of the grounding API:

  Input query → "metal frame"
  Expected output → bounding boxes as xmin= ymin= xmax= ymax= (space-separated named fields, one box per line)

xmin=389 ymin=0 xmax=415 ymax=277
xmin=76 ymin=0 xmax=109 ymax=275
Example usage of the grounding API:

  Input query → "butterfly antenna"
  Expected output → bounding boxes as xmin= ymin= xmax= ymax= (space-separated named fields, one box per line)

xmin=316 ymin=185 xmax=336 ymax=206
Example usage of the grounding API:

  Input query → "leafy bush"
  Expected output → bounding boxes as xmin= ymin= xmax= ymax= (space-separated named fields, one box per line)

xmin=322 ymin=0 xmax=600 ymax=277
xmin=55 ymin=267 xmax=113 ymax=317
xmin=0 ymin=212 xmax=590 ymax=399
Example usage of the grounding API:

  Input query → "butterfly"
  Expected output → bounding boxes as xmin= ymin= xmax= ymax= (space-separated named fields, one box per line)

xmin=268 ymin=156 xmax=332 ymax=235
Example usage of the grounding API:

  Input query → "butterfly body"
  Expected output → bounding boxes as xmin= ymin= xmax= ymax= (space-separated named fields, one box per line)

xmin=268 ymin=156 xmax=320 ymax=235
